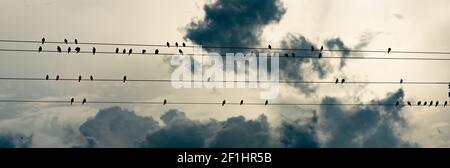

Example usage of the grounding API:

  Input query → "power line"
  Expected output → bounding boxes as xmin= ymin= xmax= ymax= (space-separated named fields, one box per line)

xmin=1 ymin=48 xmax=450 ymax=61
xmin=1 ymin=39 xmax=450 ymax=55
xmin=0 ymin=77 xmax=448 ymax=85
xmin=0 ymin=99 xmax=447 ymax=107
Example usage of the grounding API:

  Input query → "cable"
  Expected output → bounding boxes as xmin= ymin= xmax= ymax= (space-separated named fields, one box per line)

xmin=1 ymin=48 xmax=450 ymax=61
xmin=1 ymin=39 xmax=450 ymax=55
xmin=0 ymin=77 xmax=448 ymax=85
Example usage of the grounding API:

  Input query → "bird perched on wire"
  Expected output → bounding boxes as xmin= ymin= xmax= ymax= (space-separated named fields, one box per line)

xmin=75 ymin=47 xmax=80 ymax=53
xmin=75 ymin=39 xmax=78 ymax=45
xmin=179 ymin=49 xmax=183 ymax=55
xmin=155 ymin=49 xmax=159 ymax=54
xmin=57 ymin=46 xmax=61 ymax=53
xmin=123 ymin=76 xmax=127 ymax=83
xmin=90 ymin=76 xmax=93 ymax=81
xmin=341 ymin=79 xmax=345 ymax=84
xmin=445 ymin=101 xmax=448 ymax=107
xmin=268 ymin=44 xmax=272 ymax=50
xmin=320 ymin=46 xmax=323 ymax=52
xmin=291 ymin=53 xmax=295 ymax=57
xmin=429 ymin=101 xmax=433 ymax=107
xmin=71 ymin=98 xmax=74 ymax=105
xmin=67 ymin=47 xmax=71 ymax=54
xmin=396 ymin=101 xmax=400 ymax=107
xmin=388 ymin=48 xmax=392 ymax=54
xmin=318 ymin=53 xmax=322 ymax=59
xmin=423 ymin=101 xmax=427 ymax=106
xmin=46 ymin=75 xmax=49 ymax=80
xmin=182 ymin=42 xmax=186 ymax=47
xmin=56 ymin=75 xmax=59 ymax=81
xmin=128 ymin=49 xmax=132 ymax=55
xmin=41 ymin=37 xmax=45 ymax=44
xmin=122 ymin=49 xmax=126 ymax=54
xmin=166 ymin=42 xmax=170 ymax=48
xmin=284 ymin=53 xmax=288 ymax=57
xmin=436 ymin=101 xmax=439 ymax=107
xmin=64 ymin=39 xmax=68 ymax=44
xmin=82 ymin=98 xmax=86 ymax=105
xmin=142 ymin=49 xmax=146 ymax=54
xmin=92 ymin=47 xmax=96 ymax=55
xmin=265 ymin=100 xmax=268 ymax=106
xmin=400 ymin=79 xmax=403 ymax=84
xmin=222 ymin=100 xmax=226 ymax=106
xmin=407 ymin=101 xmax=411 ymax=106
xmin=116 ymin=48 xmax=119 ymax=54
xmin=175 ymin=42 xmax=179 ymax=47
xmin=240 ymin=100 xmax=243 ymax=105
xmin=335 ymin=78 xmax=339 ymax=84
xmin=311 ymin=46 xmax=314 ymax=52
xmin=78 ymin=75 xmax=82 ymax=82
xmin=163 ymin=99 xmax=167 ymax=105
xmin=417 ymin=101 xmax=421 ymax=106
xmin=38 ymin=46 xmax=42 ymax=53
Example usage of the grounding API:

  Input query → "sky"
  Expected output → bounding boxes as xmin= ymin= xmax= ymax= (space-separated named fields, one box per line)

xmin=0 ymin=0 xmax=449 ymax=147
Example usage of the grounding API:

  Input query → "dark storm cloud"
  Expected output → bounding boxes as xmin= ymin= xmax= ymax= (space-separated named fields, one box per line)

xmin=184 ymin=0 xmax=286 ymax=50
xmin=0 ymin=132 xmax=32 ymax=148
xmin=78 ymin=106 xmax=160 ymax=148
xmin=278 ymin=114 xmax=320 ymax=148
xmin=325 ymin=38 xmax=351 ymax=68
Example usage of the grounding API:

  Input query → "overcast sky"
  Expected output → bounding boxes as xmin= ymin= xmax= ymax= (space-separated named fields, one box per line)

xmin=0 ymin=0 xmax=449 ymax=147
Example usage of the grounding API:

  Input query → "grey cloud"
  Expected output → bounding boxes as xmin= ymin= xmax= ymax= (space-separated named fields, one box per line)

xmin=0 ymin=132 xmax=32 ymax=148
xmin=325 ymin=38 xmax=351 ymax=68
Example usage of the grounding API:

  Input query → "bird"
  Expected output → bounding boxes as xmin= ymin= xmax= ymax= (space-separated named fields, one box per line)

xmin=82 ymin=98 xmax=86 ymax=105
xmin=240 ymin=100 xmax=243 ymax=105
xmin=268 ymin=45 xmax=272 ymax=50
xmin=116 ymin=48 xmax=119 ymax=53
xmin=70 ymin=98 xmax=74 ymax=105
xmin=45 ymin=75 xmax=49 ymax=80
xmin=222 ymin=100 xmax=226 ymax=106
xmin=122 ymin=49 xmax=126 ymax=54
xmin=175 ymin=42 xmax=179 ymax=47
xmin=142 ymin=49 xmax=146 ymax=54
xmin=182 ymin=42 xmax=186 ymax=47
xmin=163 ymin=99 xmax=167 ymax=105
xmin=265 ymin=100 xmax=268 ymax=106
xmin=166 ymin=42 xmax=170 ymax=48
xmin=75 ymin=39 xmax=78 ymax=45
xmin=400 ymin=79 xmax=403 ymax=84
xmin=38 ymin=46 xmax=42 ymax=53
xmin=436 ymin=101 xmax=439 ymax=107
xmin=92 ymin=47 xmax=96 ymax=55
xmin=56 ymin=75 xmax=59 ymax=81
xmin=423 ymin=101 xmax=427 ymax=106
xmin=320 ymin=46 xmax=323 ymax=52
xmin=128 ymin=49 xmax=132 ymax=55
xmin=341 ymin=79 xmax=345 ymax=84
xmin=396 ymin=101 xmax=400 ymax=107
xmin=318 ymin=53 xmax=322 ymax=59
xmin=417 ymin=101 xmax=421 ymax=106
xmin=407 ymin=101 xmax=411 ymax=106
xmin=57 ymin=46 xmax=61 ymax=53
xmin=123 ymin=76 xmax=126 ymax=83
xmin=41 ymin=37 xmax=45 ymax=44
xmin=429 ymin=101 xmax=433 ymax=107
xmin=284 ymin=53 xmax=289 ymax=57
xmin=75 ymin=47 xmax=80 ymax=53
xmin=311 ymin=46 xmax=314 ymax=52
xmin=155 ymin=49 xmax=159 ymax=54
xmin=179 ymin=49 xmax=183 ymax=55
xmin=67 ymin=47 xmax=71 ymax=54
xmin=90 ymin=76 xmax=93 ymax=81
xmin=291 ymin=53 xmax=295 ymax=57
xmin=64 ymin=39 xmax=68 ymax=44
xmin=335 ymin=78 xmax=339 ymax=84
xmin=78 ymin=75 xmax=82 ymax=82
xmin=388 ymin=48 xmax=391 ymax=54
xmin=444 ymin=101 xmax=447 ymax=107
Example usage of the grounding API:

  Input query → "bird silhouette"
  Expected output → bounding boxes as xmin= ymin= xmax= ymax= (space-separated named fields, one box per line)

xmin=38 ymin=46 xmax=42 ymax=53
xmin=318 ymin=53 xmax=322 ymax=59
xmin=335 ymin=78 xmax=339 ymax=84
xmin=92 ymin=47 xmax=96 ymax=55
xmin=57 ymin=46 xmax=61 ymax=53
xmin=75 ymin=39 xmax=78 ymax=45
xmin=444 ymin=101 xmax=448 ymax=107
xmin=45 ymin=75 xmax=49 ymax=80
xmin=341 ymin=79 xmax=345 ymax=84
xmin=122 ymin=49 xmax=126 ymax=54
xmin=388 ymin=48 xmax=391 ymax=54
xmin=429 ymin=101 xmax=433 ymax=107
xmin=166 ymin=42 xmax=170 ymax=48
xmin=116 ymin=48 xmax=119 ymax=53
xmin=265 ymin=100 xmax=268 ymax=106
xmin=407 ymin=101 xmax=411 ymax=106
xmin=41 ymin=38 xmax=45 ymax=44
xmin=320 ymin=46 xmax=323 ymax=52
xmin=56 ymin=75 xmax=59 ymax=81
xmin=155 ymin=49 xmax=159 ymax=54
xmin=291 ymin=53 xmax=295 ymax=57
xmin=240 ymin=100 xmax=243 ymax=105
xmin=75 ymin=47 xmax=80 ymax=53
xmin=90 ymin=75 xmax=93 ymax=81
xmin=123 ymin=76 xmax=126 ymax=83
xmin=400 ymin=79 xmax=403 ymax=84
xmin=222 ymin=100 xmax=226 ymax=106
xmin=163 ymin=99 xmax=167 ymax=105
xmin=268 ymin=45 xmax=272 ymax=50
xmin=179 ymin=49 xmax=183 ymax=55
xmin=67 ymin=47 xmax=71 ymax=54
xmin=71 ymin=98 xmax=74 ymax=105
xmin=436 ymin=101 xmax=439 ymax=107
xmin=142 ymin=49 xmax=146 ymax=54
xmin=182 ymin=42 xmax=186 ymax=47
xmin=175 ymin=42 xmax=179 ymax=47
xmin=128 ymin=49 xmax=132 ymax=55
xmin=64 ymin=39 xmax=68 ymax=44
xmin=78 ymin=75 xmax=82 ymax=82
xmin=284 ymin=53 xmax=288 ymax=57
xmin=82 ymin=98 xmax=86 ymax=105
xmin=417 ymin=101 xmax=421 ymax=106
xmin=423 ymin=101 xmax=427 ymax=106
xmin=396 ymin=101 xmax=400 ymax=107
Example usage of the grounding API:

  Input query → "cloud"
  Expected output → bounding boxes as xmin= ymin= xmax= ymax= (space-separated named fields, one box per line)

xmin=325 ymin=38 xmax=351 ymax=68
xmin=278 ymin=113 xmax=320 ymax=148
xmin=184 ymin=0 xmax=286 ymax=50
xmin=78 ymin=106 xmax=159 ymax=148
xmin=0 ymin=132 xmax=32 ymax=148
